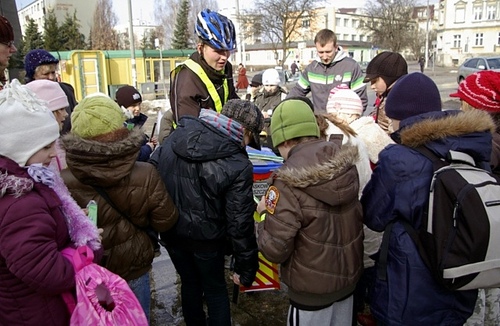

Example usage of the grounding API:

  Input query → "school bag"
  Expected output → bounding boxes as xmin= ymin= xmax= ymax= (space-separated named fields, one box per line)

xmin=404 ymin=147 xmax=500 ymax=291
xmin=61 ymin=246 xmax=148 ymax=326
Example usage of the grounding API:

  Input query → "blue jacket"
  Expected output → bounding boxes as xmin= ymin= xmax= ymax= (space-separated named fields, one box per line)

xmin=361 ymin=110 xmax=495 ymax=325
xmin=126 ymin=113 xmax=152 ymax=162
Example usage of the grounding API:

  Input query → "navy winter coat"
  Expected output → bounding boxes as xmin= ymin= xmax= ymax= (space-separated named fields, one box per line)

xmin=361 ymin=110 xmax=495 ymax=325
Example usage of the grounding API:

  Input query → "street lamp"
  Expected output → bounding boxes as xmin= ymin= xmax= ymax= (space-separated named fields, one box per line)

xmin=424 ymin=0 xmax=430 ymax=69
xmin=155 ymin=38 xmax=166 ymax=99
xmin=127 ymin=0 xmax=137 ymax=88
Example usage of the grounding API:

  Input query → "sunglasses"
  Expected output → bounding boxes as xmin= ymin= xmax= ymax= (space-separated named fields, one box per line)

xmin=0 ymin=41 xmax=15 ymax=48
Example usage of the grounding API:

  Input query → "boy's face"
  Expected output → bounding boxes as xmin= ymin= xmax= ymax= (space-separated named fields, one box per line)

xmin=127 ymin=103 xmax=141 ymax=116
xmin=370 ymin=77 xmax=387 ymax=96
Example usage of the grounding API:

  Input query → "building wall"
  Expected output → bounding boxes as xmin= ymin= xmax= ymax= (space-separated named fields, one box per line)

xmin=18 ymin=0 xmax=98 ymax=40
xmin=437 ymin=0 xmax=500 ymax=66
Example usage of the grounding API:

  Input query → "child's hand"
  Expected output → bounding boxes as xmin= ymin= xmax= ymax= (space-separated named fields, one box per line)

xmin=97 ymin=228 xmax=104 ymax=242
xmin=257 ymin=196 xmax=266 ymax=215
xmin=232 ymin=273 xmax=241 ymax=285
xmin=151 ymin=136 xmax=158 ymax=146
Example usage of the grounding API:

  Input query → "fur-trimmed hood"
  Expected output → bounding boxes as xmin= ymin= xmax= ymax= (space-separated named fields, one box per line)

xmin=60 ymin=128 xmax=144 ymax=187
xmin=275 ymin=140 xmax=359 ymax=206
xmin=392 ymin=110 xmax=495 ymax=165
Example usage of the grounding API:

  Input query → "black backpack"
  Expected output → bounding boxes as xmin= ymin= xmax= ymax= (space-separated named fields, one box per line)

xmin=378 ymin=147 xmax=500 ymax=291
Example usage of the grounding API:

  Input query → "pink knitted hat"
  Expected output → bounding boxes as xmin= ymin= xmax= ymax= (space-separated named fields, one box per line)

xmin=326 ymin=84 xmax=363 ymax=115
xmin=25 ymin=80 xmax=69 ymax=112
xmin=450 ymin=71 xmax=500 ymax=112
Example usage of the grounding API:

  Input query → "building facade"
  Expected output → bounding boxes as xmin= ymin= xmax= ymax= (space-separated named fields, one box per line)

xmin=17 ymin=0 xmax=97 ymax=40
xmin=436 ymin=0 xmax=500 ymax=66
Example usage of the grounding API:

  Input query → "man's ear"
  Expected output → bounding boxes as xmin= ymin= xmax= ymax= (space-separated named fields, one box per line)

xmin=196 ymin=43 xmax=203 ymax=54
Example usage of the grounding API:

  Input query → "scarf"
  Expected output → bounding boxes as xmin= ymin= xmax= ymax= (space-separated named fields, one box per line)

xmin=26 ymin=164 xmax=101 ymax=251
xmin=199 ymin=109 xmax=244 ymax=145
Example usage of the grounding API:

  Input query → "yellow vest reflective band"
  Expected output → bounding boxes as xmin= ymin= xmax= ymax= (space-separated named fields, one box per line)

xmin=182 ymin=59 xmax=228 ymax=113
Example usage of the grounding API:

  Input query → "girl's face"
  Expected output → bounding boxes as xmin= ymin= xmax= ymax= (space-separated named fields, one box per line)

xmin=53 ymin=108 xmax=68 ymax=130
xmin=127 ymin=103 xmax=141 ymax=116
xmin=199 ymin=43 xmax=230 ymax=71
xmin=370 ymin=77 xmax=387 ymax=96
xmin=26 ymin=141 xmax=57 ymax=166
xmin=264 ymin=85 xmax=278 ymax=93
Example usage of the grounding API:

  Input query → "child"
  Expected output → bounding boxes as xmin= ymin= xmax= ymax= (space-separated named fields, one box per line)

xmin=150 ymin=99 xmax=262 ymax=326
xmin=25 ymin=79 xmax=70 ymax=171
xmin=325 ymin=84 xmax=389 ymax=325
xmin=361 ymin=72 xmax=484 ymax=325
xmin=254 ymin=68 xmax=288 ymax=117
xmin=257 ymin=98 xmax=363 ymax=326
xmin=363 ymin=52 xmax=408 ymax=133
xmin=0 ymin=80 xmax=101 ymax=325
xmin=60 ymin=93 xmax=178 ymax=321
xmin=115 ymin=85 xmax=157 ymax=161
xmin=450 ymin=70 xmax=500 ymax=326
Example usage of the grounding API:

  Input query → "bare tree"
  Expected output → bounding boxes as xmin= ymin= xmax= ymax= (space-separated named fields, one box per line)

xmin=90 ymin=0 xmax=119 ymax=50
xmin=154 ymin=0 xmax=218 ymax=49
xmin=247 ymin=0 xmax=321 ymax=67
xmin=361 ymin=0 xmax=418 ymax=52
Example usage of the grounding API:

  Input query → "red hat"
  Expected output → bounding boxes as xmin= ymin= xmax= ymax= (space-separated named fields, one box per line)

xmin=450 ymin=71 xmax=500 ymax=112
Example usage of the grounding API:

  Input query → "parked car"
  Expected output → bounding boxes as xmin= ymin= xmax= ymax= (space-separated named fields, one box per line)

xmin=359 ymin=61 xmax=370 ymax=73
xmin=457 ymin=56 xmax=500 ymax=84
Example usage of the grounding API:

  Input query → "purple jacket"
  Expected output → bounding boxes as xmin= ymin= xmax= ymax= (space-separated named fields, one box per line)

xmin=0 ymin=157 xmax=74 ymax=325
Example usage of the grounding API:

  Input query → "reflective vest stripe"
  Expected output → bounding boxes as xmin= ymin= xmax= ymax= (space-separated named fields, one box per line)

xmin=182 ymin=59 xmax=228 ymax=113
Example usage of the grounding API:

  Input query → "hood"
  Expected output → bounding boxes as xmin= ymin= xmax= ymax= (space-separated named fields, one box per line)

xmin=0 ymin=156 xmax=33 ymax=198
xmin=394 ymin=109 xmax=495 ymax=164
xmin=275 ymin=140 xmax=359 ymax=205
xmin=170 ymin=116 xmax=246 ymax=162
xmin=60 ymin=128 xmax=144 ymax=186
xmin=332 ymin=45 xmax=349 ymax=63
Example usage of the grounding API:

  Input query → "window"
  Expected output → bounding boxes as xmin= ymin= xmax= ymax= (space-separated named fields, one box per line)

xmin=473 ymin=5 xmax=483 ymax=20
xmin=344 ymin=19 xmax=349 ymax=27
xmin=245 ymin=53 xmax=250 ymax=61
xmin=352 ymin=34 xmax=356 ymax=41
xmin=302 ymin=19 xmax=310 ymax=28
xmin=464 ymin=58 xmax=479 ymax=68
xmin=453 ymin=34 xmax=461 ymax=48
xmin=353 ymin=19 xmax=358 ymax=28
xmin=487 ymin=5 xmax=496 ymax=20
xmin=343 ymin=34 xmax=349 ymax=40
xmin=475 ymin=33 xmax=483 ymax=46
xmin=335 ymin=18 xmax=341 ymax=26
xmin=498 ymin=32 xmax=500 ymax=45
xmin=455 ymin=7 xmax=465 ymax=22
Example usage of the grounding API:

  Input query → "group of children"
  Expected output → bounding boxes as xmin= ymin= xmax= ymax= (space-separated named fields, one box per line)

xmin=2 ymin=6 xmax=500 ymax=326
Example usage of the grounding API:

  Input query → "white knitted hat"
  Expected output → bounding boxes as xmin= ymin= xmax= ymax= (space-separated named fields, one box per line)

xmin=25 ymin=79 xmax=69 ymax=112
xmin=262 ymin=68 xmax=281 ymax=86
xmin=0 ymin=79 xmax=60 ymax=166
xmin=326 ymin=84 xmax=363 ymax=116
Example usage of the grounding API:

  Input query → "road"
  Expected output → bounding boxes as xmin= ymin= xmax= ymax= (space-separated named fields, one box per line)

xmin=147 ymin=62 xmax=463 ymax=326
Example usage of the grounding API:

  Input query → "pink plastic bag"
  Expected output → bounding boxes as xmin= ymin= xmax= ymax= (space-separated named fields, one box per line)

xmin=61 ymin=246 xmax=148 ymax=326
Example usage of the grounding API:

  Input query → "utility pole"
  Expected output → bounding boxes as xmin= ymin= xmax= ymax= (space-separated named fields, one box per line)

xmin=424 ymin=0 xmax=430 ymax=69
xmin=128 ymin=0 xmax=137 ymax=88
xmin=235 ymin=0 xmax=246 ymax=66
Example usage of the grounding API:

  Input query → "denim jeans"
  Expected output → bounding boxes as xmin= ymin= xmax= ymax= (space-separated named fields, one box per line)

xmin=167 ymin=246 xmax=231 ymax=326
xmin=127 ymin=272 xmax=150 ymax=323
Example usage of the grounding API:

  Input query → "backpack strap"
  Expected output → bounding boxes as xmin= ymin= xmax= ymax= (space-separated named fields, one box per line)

xmin=413 ymin=146 xmax=448 ymax=171
xmin=92 ymin=186 xmax=166 ymax=248
xmin=377 ymin=221 xmax=395 ymax=281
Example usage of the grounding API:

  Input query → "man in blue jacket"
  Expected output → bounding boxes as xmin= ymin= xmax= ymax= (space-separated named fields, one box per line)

xmin=361 ymin=73 xmax=488 ymax=325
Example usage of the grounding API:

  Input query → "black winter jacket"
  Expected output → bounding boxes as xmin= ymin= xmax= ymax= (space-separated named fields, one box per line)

xmin=151 ymin=116 xmax=259 ymax=286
